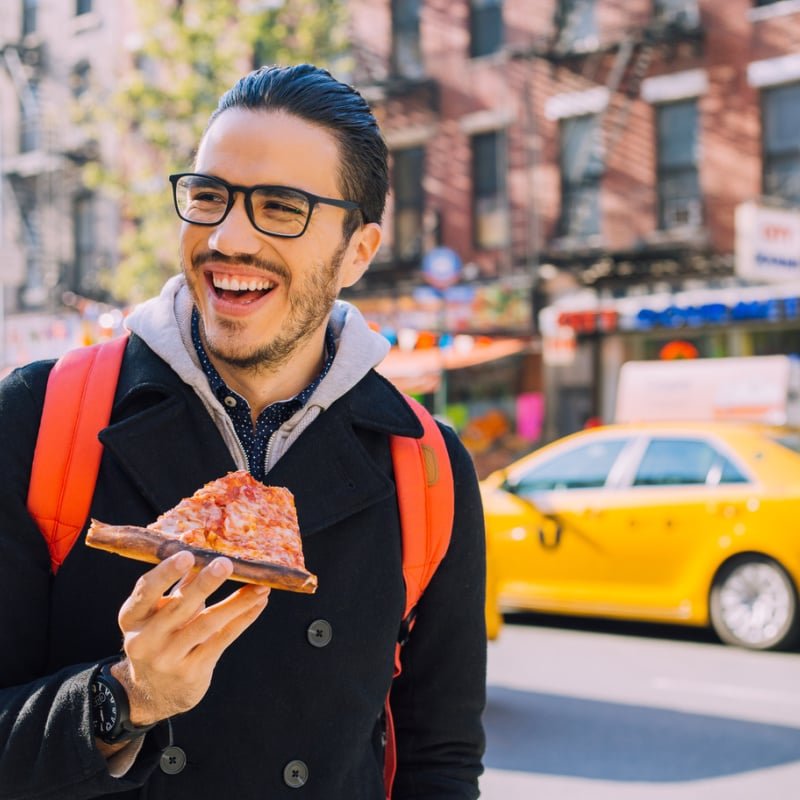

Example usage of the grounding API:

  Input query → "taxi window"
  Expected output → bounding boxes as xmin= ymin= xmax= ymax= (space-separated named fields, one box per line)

xmin=633 ymin=439 xmax=745 ymax=486
xmin=773 ymin=433 xmax=800 ymax=455
xmin=511 ymin=439 xmax=628 ymax=491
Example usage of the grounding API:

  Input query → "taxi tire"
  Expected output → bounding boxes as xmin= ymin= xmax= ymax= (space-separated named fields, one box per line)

xmin=709 ymin=556 xmax=799 ymax=651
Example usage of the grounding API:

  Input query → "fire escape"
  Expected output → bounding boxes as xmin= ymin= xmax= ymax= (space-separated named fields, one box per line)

xmin=1 ymin=37 xmax=58 ymax=311
xmin=536 ymin=0 xmax=708 ymax=289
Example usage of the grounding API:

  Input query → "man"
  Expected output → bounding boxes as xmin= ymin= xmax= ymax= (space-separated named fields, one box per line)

xmin=0 ymin=64 xmax=486 ymax=798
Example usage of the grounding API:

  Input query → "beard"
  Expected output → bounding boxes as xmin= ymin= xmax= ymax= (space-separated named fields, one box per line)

xmin=184 ymin=240 xmax=346 ymax=375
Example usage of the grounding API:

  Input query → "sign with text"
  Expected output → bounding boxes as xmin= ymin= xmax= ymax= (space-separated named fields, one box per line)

xmin=735 ymin=202 xmax=800 ymax=282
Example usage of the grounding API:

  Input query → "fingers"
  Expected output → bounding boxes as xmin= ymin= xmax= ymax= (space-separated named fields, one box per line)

xmin=120 ymin=550 xmax=194 ymax=622
xmin=183 ymin=587 xmax=270 ymax=663
xmin=125 ymin=586 xmax=269 ymax=675
xmin=119 ymin=551 xmax=233 ymax=630
xmin=114 ymin=553 xmax=271 ymax=722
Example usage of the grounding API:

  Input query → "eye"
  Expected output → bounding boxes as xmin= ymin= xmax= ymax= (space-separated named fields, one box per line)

xmin=259 ymin=196 xmax=305 ymax=217
xmin=188 ymin=187 xmax=227 ymax=205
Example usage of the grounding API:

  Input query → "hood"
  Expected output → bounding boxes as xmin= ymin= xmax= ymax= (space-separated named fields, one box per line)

xmin=124 ymin=274 xmax=392 ymax=469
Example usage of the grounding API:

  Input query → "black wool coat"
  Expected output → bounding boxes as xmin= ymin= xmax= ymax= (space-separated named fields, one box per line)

xmin=0 ymin=335 xmax=486 ymax=799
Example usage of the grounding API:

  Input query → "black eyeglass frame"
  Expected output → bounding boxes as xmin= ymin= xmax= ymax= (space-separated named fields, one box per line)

xmin=168 ymin=172 xmax=362 ymax=238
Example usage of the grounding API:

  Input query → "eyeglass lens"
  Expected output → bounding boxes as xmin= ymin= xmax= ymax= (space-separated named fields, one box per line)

xmin=174 ymin=175 xmax=310 ymax=236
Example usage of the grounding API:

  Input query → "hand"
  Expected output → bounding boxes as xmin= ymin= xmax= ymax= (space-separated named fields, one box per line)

xmin=111 ymin=550 xmax=270 ymax=725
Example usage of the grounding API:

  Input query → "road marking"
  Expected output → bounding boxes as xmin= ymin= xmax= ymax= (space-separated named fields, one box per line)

xmin=652 ymin=677 xmax=800 ymax=706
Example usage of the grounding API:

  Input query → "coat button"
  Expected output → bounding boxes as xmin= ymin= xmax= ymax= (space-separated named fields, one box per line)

xmin=306 ymin=619 xmax=332 ymax=648
xmin=283 ymin=759 xmax=309 ymax=788
xmin=160 ymin=745 xmax=187 ymax=774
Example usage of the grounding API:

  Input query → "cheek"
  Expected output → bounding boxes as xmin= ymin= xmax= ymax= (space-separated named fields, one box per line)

xmin=180 ymin=227 xmax=209 ymax=267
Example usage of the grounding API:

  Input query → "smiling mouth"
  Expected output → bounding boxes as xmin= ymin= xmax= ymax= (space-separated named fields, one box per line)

xmin=209 ymin=273 xmax=277 ymax=304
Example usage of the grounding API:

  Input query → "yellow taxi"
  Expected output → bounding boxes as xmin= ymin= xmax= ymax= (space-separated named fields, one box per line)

xmin=480 ymin=421 xmax=800 ymax=650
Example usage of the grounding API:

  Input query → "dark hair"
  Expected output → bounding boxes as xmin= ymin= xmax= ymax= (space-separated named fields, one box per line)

xmin=208 ymin=64 xmax=388 ymax=238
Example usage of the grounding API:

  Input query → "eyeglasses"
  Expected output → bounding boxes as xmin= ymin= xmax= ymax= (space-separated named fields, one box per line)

xmin=169 ymin=173 xmax=361 ymax=238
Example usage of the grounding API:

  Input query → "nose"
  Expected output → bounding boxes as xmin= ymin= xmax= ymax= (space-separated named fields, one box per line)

xmin=206 ymin=192 xmax=262 ymax=255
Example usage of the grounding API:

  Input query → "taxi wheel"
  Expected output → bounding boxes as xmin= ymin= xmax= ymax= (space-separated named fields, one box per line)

xmin=710 ymin=556 xmax=799 ymax=651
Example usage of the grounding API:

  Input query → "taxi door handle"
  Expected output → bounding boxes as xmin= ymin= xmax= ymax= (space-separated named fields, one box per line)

xmin=537 ymin=524 xmax=562 ymax=549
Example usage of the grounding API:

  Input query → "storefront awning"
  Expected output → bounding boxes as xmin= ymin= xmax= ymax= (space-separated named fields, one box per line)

xmin=376 ymin=338 xmax=530 ymax=395
xmin=540 ymin=280 xmax=800 ymax=336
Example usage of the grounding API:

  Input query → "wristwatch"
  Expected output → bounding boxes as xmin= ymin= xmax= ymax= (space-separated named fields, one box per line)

xmin=91 ymin=663 xmax=157 ymax=744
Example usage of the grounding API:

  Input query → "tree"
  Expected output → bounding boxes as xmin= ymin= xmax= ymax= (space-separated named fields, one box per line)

xmin=83 ymin=0 xmax=350 ymax=303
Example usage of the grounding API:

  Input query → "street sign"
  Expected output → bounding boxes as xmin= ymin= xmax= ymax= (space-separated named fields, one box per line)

xmin=422 ymin=247 xmax=462 ymax=290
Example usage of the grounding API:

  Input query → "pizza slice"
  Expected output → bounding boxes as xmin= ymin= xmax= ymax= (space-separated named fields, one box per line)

xmin=85 ymin=470 xmax=317 ymax=593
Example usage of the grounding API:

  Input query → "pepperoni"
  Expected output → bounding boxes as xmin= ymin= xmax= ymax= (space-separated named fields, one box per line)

xmin=148 ymin=471 xmax=305 ymax=568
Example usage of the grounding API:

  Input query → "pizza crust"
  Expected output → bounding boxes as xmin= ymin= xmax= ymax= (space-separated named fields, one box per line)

xmin=86 ymin=520 xmax=318 ymax=593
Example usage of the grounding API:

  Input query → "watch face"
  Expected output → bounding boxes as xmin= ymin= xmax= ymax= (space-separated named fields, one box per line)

xmin=92 ymin=678 xmax=119 ymax=737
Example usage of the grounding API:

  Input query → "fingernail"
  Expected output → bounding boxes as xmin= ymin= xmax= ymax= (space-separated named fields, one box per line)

xmin=253 ymin=585 xmax=270 ymax=596
xmin=210 ymin=558 xmax=231 ymax=577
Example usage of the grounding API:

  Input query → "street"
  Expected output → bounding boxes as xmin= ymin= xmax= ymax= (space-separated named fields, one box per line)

xmin=480 ymin=615 xmax=800 ymax=799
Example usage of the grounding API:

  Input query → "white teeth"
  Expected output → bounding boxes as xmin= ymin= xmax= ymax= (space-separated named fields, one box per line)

xmin=211 ymin=274 xmax=276 ymax=292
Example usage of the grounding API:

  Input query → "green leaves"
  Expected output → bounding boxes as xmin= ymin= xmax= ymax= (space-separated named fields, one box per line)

xmin=83 ymin=0 xmax=348 ymax=303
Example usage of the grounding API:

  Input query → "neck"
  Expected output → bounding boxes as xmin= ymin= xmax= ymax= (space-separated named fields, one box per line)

xmin=209 ymin=327 xmax=328 ymax=421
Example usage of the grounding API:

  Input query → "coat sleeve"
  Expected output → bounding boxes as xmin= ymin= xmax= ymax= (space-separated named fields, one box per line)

xmin=0 ymin=365 xmax=165 ymax=799
xmin=389 ymin=424 xmax=486 ymax=799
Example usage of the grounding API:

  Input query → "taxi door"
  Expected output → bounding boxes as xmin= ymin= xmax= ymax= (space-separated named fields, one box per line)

xmin=589 ymin=435 xmax=752 ymax=615
xmin=497 ymin=433 xmax=639 ymax=609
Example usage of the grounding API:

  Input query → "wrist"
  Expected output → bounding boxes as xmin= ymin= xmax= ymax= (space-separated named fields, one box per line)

xmin=109 ymin=659 xmax=160 ymax=727
xmin=91 ymin=662 xmax=158 ymax=743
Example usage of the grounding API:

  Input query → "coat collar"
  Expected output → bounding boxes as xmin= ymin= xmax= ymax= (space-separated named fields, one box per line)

xmin=97 ymin=336 xmax=424 ymax=537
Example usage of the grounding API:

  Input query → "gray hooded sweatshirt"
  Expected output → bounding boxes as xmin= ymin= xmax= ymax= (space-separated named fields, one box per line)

xmin=125 ymin=274 xmax=391 ymax=474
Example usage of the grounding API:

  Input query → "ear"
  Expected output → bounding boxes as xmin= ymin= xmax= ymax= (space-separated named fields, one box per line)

xmin=340 ymin=223 xmax=383 ymax=288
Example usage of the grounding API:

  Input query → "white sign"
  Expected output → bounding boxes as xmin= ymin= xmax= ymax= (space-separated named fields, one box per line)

xmin=735 ymin=202 xmax=800 ymax=282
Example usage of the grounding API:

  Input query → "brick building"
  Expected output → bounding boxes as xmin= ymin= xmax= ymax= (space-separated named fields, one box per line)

xmin=347 ymin=0 xmax=800 ymax=441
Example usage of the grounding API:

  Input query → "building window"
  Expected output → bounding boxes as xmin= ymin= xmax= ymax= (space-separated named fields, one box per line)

xmin=19 ymin=81 xmax=39 ymax=153
xmin=392 ymin=147 xmax=425 ymax=262
xmin=76 ymin=0 xmax=93 ymax=14
xmin=656 ymin=100 xmax=701 ymax=229
xmin=472 ymin=130 xmax=510 ymax=250
xmin=17 ymin=181 xmax=45 ymax=309
xmin=559 ymin=114 xmax=602 ymax=238
xmin=470 ymin=0 xmax=503 ymax=58
xmin=70 ymin=60 xmax=91 ymax=97
xmin=22 ymin=0 xmax=38 ymax=36
xmin=762 ymin=82 xmax=800 ymax=205
xmin=555 ymin=0 xmax=597 ymax=52
xmin=391 ymin=0 xmax=423 ymax=79
xmin=73 ymin=194 xmax=97 ymax=294
xmin=653 ymin=0 xmax=700 ymax=27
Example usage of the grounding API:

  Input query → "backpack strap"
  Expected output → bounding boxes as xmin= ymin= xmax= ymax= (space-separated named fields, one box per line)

xmin=383 ymin=395 xmax=454 ymax=798
xmin=27 ymin=336 xmax=127 ymax=574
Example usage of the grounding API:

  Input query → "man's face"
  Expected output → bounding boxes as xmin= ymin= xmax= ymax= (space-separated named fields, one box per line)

xmin=180 ymin=108 xmax=374 ymax=373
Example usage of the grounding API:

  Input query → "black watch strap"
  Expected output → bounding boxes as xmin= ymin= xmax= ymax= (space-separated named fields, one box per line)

xmin=92 ymin=663 xmax=158 ymax=744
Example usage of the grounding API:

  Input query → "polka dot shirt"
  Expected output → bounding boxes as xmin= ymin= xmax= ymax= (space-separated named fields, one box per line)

xmin=191 ymin=308 xmax=335 ymax=481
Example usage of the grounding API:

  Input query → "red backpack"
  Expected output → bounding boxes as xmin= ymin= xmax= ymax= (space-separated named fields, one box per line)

xmin=26 ymin=336 xmax=454 ymax=799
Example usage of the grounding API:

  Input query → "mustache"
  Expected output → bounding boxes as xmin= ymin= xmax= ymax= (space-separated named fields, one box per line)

xmin=192 ymin=250 xmax=289 ymax=281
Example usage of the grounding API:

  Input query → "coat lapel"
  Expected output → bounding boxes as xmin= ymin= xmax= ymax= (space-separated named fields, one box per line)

xmin=97 ymin=339 xmax=237 ymax=517
xmin=263 ymin=372 xmax=426 ymax=538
